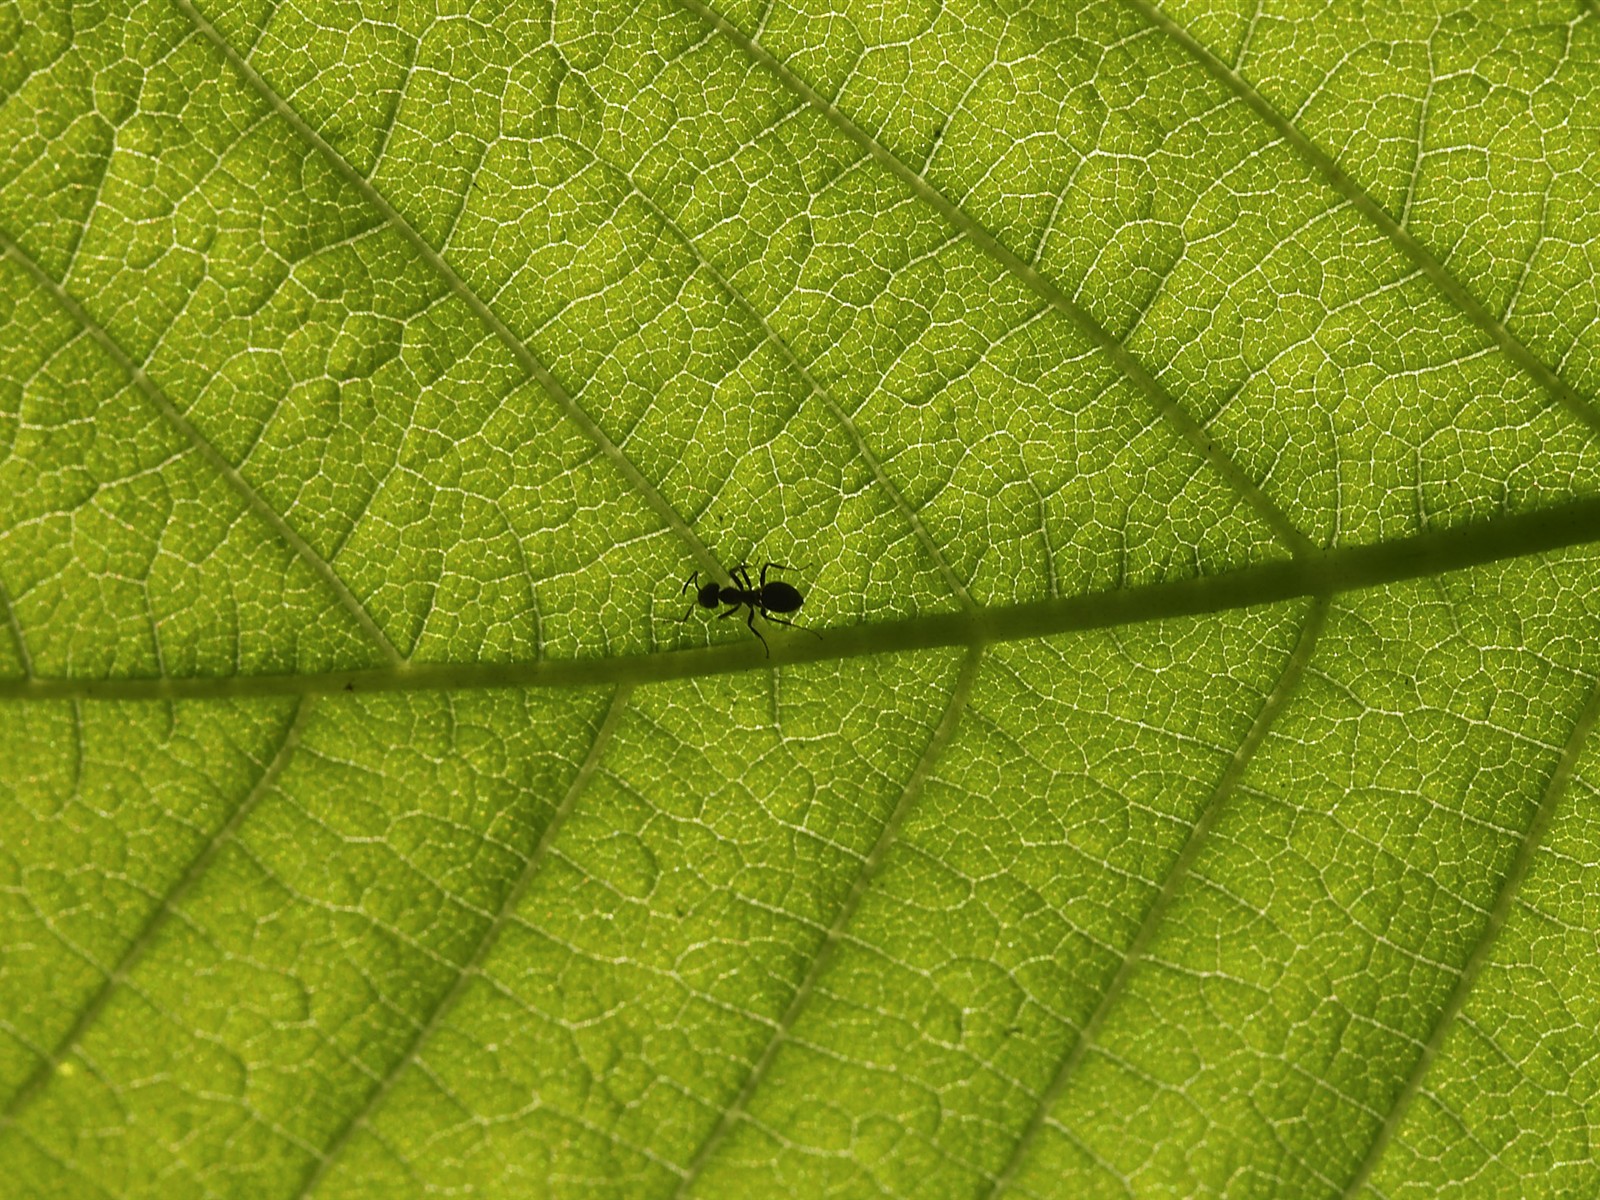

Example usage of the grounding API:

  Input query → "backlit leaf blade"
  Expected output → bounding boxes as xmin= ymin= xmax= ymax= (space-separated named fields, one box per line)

xmin=3 ymin=0 xmax=1600 ymax=1197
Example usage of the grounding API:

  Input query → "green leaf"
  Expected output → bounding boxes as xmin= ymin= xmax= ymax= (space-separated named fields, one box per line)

xmin=3 ymin=0 xmax=1600 ymax=1195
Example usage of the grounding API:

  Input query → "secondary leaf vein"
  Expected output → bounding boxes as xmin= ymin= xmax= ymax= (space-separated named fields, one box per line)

xmin=294 ymin=686 xmax=634 ymax=1197
xmin=1338 ymin=671 xmax=1600 ymax=1198
xmin=172 ymin=0 xmax=723 ymax=585
xmin=0 ymin=696 xmax=312 ymax=1132
xmin=0 ymin=231 xmax=403 ymax=665
xmin=672 ymin=646 xmax=984 ymax=1195
xmin=673 ymin=0 xmax=1316 ymax=561
xmin=985 ymin=594 xmax=1330 ymax=1198
xmin=1123 ymin=0 xmax=1600 ymax=439
xmin=0 ymin=575 xmax=32 ymax=679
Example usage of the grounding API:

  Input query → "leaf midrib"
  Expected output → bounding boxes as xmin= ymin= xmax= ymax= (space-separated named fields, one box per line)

xmin=6 ymin=494 xmax=1599 ymax=699
xmin=32 ymin=0 xmax=1588 ymax=689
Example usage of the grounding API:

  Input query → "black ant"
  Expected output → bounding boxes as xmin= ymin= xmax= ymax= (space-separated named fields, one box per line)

xmin=678 ymin=562 xmax=818 ymax=657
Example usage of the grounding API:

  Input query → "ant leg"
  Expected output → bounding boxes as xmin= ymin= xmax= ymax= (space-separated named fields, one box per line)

xmin=746 ymin=606 xmax=770 ymax=657
xmin=676 ymin=572 xmax=701 ymax=622
xmin=759 ymin=561 xmax=807 ymax=585
xmin=716 ymin=603 xmax=743 ymax=619
xmin=763 ymin=613 xmax=824 ymax=640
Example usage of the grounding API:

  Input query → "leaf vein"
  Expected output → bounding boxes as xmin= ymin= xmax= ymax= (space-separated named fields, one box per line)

xmin=673 ymin=0 xmax=1315 ymax=561
xmin=1124 ymin=0 xmax=1600 ymax=439
xmin=0 ymin=575 xmax=32 ymax=679
xmin=172 ymin=0 xmax=723 ymax=586
xmin=1337 ymin=672 xmax=1600 ymax=1198
xmin=293 ymin=685 xmax=633 ymax=1198
xmin=0 ymin=231 xmax=403 ymax=664
xmin=0 ymin=696 xmax=312 ymax=1132
xmin=985 ymin=594 xmax=1330 ymax=1198
xmin=671 ymin=646 xmax=984 ymax=1196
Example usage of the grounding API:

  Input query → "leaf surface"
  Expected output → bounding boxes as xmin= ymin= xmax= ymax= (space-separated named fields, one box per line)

xmin=3 ymin=0 xmax=1600 ymax=1196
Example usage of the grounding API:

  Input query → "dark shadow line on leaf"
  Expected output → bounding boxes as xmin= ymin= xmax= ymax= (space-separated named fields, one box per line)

xmin=9 ymin=492 xmax=1600 ymax=700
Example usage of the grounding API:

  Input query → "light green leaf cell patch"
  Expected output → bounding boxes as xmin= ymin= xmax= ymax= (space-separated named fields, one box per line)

xmin=4 ymin=0 xmax=1600 ymax=1196
xmin=3 ymin=687 xmax=614 ymax=1197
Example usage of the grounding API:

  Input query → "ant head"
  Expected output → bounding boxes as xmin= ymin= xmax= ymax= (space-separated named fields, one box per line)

xmin=696 ymin=579 xmax=723 ymax=608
